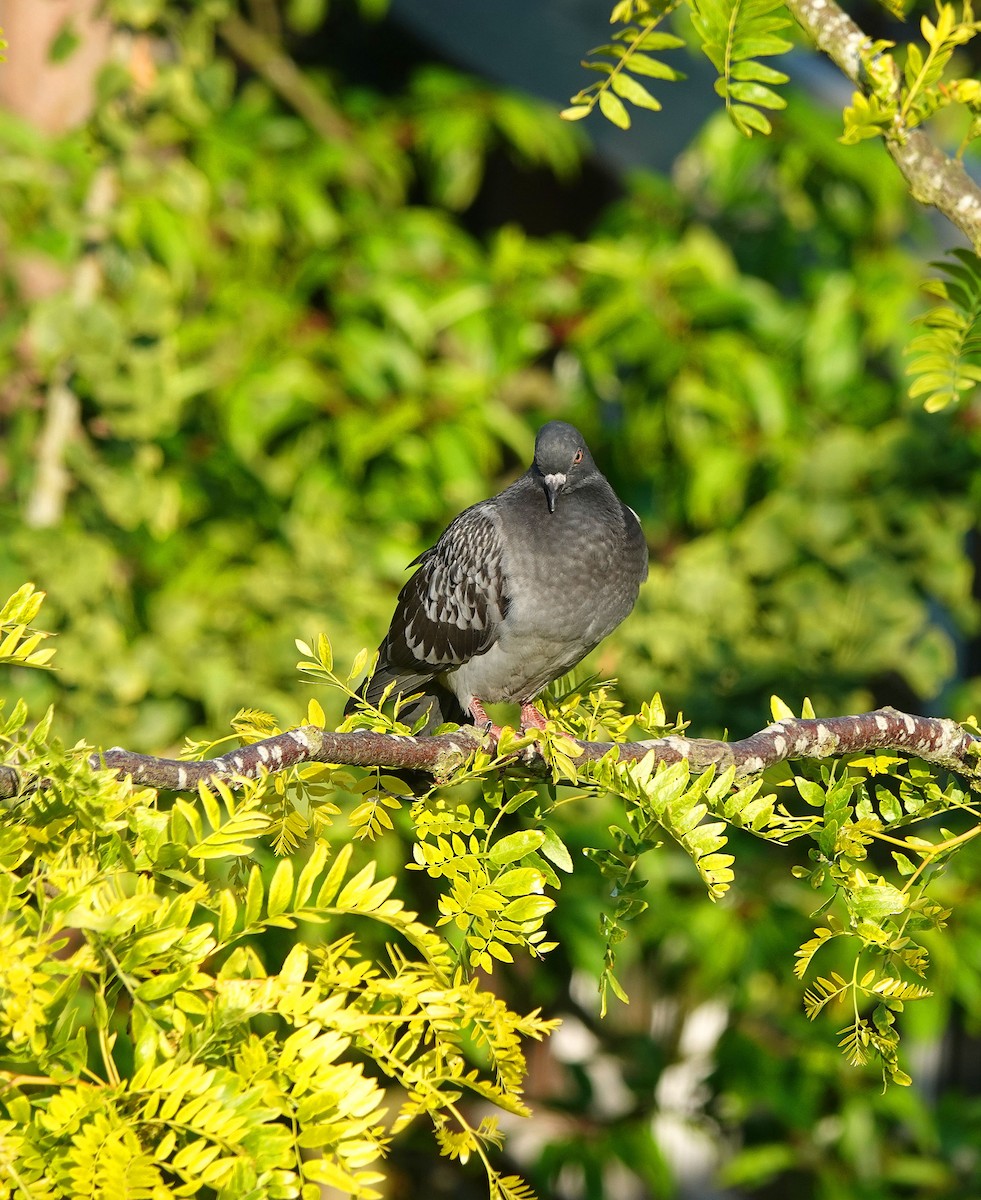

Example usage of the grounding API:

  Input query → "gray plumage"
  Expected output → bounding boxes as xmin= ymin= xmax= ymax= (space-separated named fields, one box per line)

xmin=351 ymin=420 xmax=648 ymax=730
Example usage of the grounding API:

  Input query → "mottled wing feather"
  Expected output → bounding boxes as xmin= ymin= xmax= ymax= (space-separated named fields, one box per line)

xmin=382 ymin=505 xmax=510 ymax=674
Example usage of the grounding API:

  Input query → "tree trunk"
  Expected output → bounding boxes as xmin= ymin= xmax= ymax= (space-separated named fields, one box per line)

xmin=0 ymin=0 xmax=112 ymax=133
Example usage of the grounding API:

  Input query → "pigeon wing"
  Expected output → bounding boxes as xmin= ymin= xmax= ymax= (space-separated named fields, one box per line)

xmin=381 ymin=504 xmax=511 ymax=677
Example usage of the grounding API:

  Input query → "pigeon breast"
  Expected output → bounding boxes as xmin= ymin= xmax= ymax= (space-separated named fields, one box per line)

xmin=444 ymin=470 xmax=647 ymax=708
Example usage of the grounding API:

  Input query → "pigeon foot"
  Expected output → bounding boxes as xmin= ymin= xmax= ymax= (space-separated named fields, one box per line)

xmin=467 ymin=698 xmax=549 ymax=742
xmin=518 ymin=702 xmax=548 ymax=730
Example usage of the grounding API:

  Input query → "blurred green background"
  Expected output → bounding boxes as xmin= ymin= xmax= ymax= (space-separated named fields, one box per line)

xmin=1 ymin=0 xmax=981 ymax=1196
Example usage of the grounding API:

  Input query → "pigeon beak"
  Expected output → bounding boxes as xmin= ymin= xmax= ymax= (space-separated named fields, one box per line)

xmin=543 ymin=473 xmax=566 ymax=514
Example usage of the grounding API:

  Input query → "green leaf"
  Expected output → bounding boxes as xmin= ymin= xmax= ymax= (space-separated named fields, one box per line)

xmin=295 ymin=839 xmax=330 ymax=907
xmin=691 ymin=0 xmax=791 ymax=134
xmin=217 ymin=888 xmax=237 ymax=943
xmin=892 ymin=852 xmax=917 ymax=876
xmin=624 ymin=52 xmax=685 ymax=80
xmin=495 ymin=867 xmax=545 ymax=896
xmin=599 ymin=89 xmax=631 ymax=128
xmin=489 ymin=830 xmax=546 ymax=865
xmin=795 ymin=777 xmax=827 ymax=807
xmin=189 ymin=808 xmax=273 ymax=859
xmin=611 ymin=72 xmax=662 ymax=110
xmin=852 ymin=880 xmax=908 ymax=921
xmin=317 ymin=843 xmax=354 ymax=906
xmin=906 ymin=251 xmax=981 ymax=411
xmin=634 ymin=31 xmax=687 ymax=50
xmin=729 ymin=59 xmax=789 ymax=83
xmin=244 ymin=865 xmax=264 ymax=927
xmin=503 ymin=895 xmax=555 ymax=922
xmin=503 ymin=788 xmax=539 ymax=814
xmin=728 ymin=81 xmax=787 ymax=109
xmin=267 ymin=859 xmax=295 ymax=918
xmin=540 ymin=828 xmax=574 ymax=873
xmin=731 ymin=103 xmax=774 ymax=134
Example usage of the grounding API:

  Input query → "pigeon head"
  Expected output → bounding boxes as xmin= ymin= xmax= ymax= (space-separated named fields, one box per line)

xmin=533 ymin=421 xmax=598 ymax=514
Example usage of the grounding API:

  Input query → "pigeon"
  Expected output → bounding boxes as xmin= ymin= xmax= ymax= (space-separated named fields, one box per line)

xmin=349 ymin=420 xmax=648 ymax=734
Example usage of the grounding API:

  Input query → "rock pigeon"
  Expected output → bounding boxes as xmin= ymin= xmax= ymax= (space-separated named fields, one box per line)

xmin=349 ymin=420 xmax=648 ymax=733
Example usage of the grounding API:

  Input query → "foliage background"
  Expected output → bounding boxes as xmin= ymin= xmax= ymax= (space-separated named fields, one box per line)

xmin=1 ymin=0 xmax=981 ymax=1196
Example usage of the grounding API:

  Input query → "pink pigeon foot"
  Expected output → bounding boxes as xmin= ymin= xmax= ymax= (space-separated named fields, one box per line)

xmin=518 ymin=702 xmax=549 ymax=730
xmin=467 ymin=697 xmax=549 ymax=741
xmin=467 ymin=697 xmax=503 ymax=740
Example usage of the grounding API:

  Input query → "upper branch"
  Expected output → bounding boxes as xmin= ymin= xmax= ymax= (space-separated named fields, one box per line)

xmin=4 ymin=707 xmax=971 ymax=799
xmin=783 ymin=0 xmax=981 ymax=250
xmin=217 ymin=13 xmax=361 ymax=154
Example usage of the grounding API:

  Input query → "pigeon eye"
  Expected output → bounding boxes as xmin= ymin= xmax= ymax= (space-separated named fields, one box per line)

xmin=573 ymin=450 xmax=583 ymax=465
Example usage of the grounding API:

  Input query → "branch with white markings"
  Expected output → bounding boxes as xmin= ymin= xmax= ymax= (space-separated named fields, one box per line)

xmin=783 ymin=0 xmax=981 ymax=250
xmin=2 ymin=707 xmax=976 ymax=799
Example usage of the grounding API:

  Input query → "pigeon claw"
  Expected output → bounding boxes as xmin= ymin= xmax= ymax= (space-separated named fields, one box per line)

xmin=518 ymin=702 xmax=549 ymax=731
xmin=468 ymin=698 xmax=503 ymax=745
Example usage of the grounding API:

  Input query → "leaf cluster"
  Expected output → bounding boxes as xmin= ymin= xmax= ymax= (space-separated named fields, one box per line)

xmin=563 ymin=3 xmax=687 ymax=131
xmin=566 ymin=0 xmax=791 ymax=137
xmin=1 ymin=1 xmax=981 ymax=1190
xmin=569 ymin=1 xmax=981 ymax=414
xmin=5 ymin=574 xmax=981 ymax=1195
xmin=906 ymin=248 xmax=981 ymax=412
xmin=691 ymin=0 xmax=792 ymax=135
xmin=1 ymin=592 xmax=558 ymax=1200
xmin=0 ymin=585 xmax=56 ymax=671
xmin=780 ymin=717 xmax=978 ymax=1085
xmin=841 ymin=2 xmax=981 ymax=148
xmin=576 ymin=0 xmax=981 ymax=170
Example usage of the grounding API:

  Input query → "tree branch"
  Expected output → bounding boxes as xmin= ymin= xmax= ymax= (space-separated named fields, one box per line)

xmin=783 ymin=0 xmax=981 ymax=250
xmin=23 ymin=376 xmax=80 ymax=529
xmin=3 ymin=708 xmax=976 ymax=801
xmin=4 ymin=707 xmax=973 ymax=801
xmin=217 ymin=11 xmax=353 ymax=146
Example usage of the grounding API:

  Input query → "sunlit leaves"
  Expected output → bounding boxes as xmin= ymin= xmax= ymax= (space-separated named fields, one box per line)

xmin=839 ymin=89 xmax=897 ymax=144
xmin=841 ymin=2 xmax=981 ymax=156
xmin=690 ymin=0 xmax=792 ymax=135
xmin=564 ymin=8 xmax=686 ymax=129
xmin=3 ymin=673 xmax=565 ymax=1200
xmin=787 ymin=752 xmax=970 ymax=1084
xmin=901 ymin=1 xmax=981 ymax=128
xmin=0 ymin=584 xmax=56 ymax=670
xmin=409 ymin=797 xmax=558 ymax=973
xmin=3 ymin=830 xmax=544 ymax=1198
xmin=598 ymin=756 xmax=738 ymax=899
xmin=586 ymin=756 xmax=742 ymax=1014
xmin=185 ymin=779 xmax=274 ymax=860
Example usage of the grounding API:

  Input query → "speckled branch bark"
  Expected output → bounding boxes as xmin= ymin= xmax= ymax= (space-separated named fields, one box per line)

xmin=783 ymin=0 xmax=981 ymax=250
xmin=3 ymin=706 xmax=974 ymax=800
xmin=1 ymin=707 xmax=975 ymax=799
xmin=886 ymin=132 xmax=981 ymax=248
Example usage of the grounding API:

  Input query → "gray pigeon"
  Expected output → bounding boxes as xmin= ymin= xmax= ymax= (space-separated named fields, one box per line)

xmin=350 ymin=420 xmax=648 ymax=733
